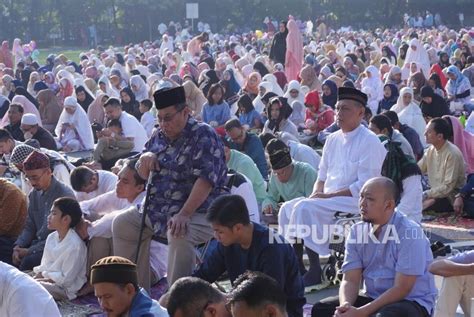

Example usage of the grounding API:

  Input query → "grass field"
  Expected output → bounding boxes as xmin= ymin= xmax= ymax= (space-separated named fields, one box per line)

xmin=36 ymin=48 xmax=84 ymax=64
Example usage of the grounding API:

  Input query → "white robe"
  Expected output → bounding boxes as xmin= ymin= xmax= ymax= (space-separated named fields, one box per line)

xmin=33 ymin=229 xmax=87 ymax=300
xmin=82 ymin=191 xmax=169 ymax=280
xmin=288 ymin=140 xmax=321 ymax=171
xmin=75 ymin=170 xmax=118 ymax=202
xmin=55 ymin=103 xmax=95 ymax=151
xmin=397 ymin=175 xmax=423 ymax=224
xmin=279 ymin=125 xmax=386 ymax=255
xmin=0 ymin=261 xmax=61 ymax=317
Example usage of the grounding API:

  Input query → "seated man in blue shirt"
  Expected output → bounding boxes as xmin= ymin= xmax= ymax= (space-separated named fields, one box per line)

xmin=312 ymin=177 xmax=436 ymax=317
xmin=193 ymin=194 xmax=305 ymax=317
xmin=430 ymin=250 xmax=474 ymax=317
xmin=225 ymin=119 xmax=268 ymax=180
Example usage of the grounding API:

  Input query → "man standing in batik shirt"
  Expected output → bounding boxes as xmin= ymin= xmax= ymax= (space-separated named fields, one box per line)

xmin=112 ymin=86 xmax=228 ymax=291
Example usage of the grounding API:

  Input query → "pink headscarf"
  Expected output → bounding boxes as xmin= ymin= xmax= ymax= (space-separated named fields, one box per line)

xmin=285 ymin=18 xmax=303 ymax=81
xmin=0 ymin=41 xmax=13 ymax=68
xmin=446 ymin=115 xmax=474 ymax=174
xmin=0 ymin=95 xmax=43 ymax=128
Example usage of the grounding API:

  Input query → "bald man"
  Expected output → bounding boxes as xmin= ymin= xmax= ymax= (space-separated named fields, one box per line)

xmin=311 ymin=177 xmax=437 ymax=317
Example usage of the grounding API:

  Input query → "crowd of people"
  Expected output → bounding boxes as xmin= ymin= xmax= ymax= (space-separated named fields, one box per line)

xmin=0 ymin=14 xmax=474 ymax=317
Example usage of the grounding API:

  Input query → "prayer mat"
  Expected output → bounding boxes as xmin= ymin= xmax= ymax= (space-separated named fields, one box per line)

xmin=60 ymin=277 xmax=169 ymax=316
xmin=423 ymin=213 xmax=474 ymax=231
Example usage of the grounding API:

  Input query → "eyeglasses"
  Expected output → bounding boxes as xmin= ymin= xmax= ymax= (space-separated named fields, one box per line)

xmin=25 ymin=170 xmax=48 ymax=182
xmin=157 ymin=109 xmax=183 ymax=123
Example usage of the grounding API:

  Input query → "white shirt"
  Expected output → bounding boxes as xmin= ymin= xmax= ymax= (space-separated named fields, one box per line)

xmin=318 ymin=125 xmax=386 ymax=196
xmin=229 ymin=173 xmax=260 ymax=223
xmin=140 ymin=111 xmax=156 ymax=138
xmin=75 ymin=170 xmax=118 ymax=202
xmin=120 ymin=111 xmax=149 ymax=152
xmin=0 ymin=261 xmax=61 ymax=317
xmin=391 ymin=130 xmax=415 ymax=159
xmin=397 ymin=175 xmax=423 ymax=224
xmin=288 ymin=140 xmax=321 ymax=171
xmin=33 ymin=229 xmax=87 ymax=300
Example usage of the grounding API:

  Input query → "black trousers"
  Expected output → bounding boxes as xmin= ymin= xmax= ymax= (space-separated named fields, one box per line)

xmin=0 ymin=236 xmax=15 ymax=265
xmin=430 ymin=197 xmax=454 ymax=213
xmin=311 ymin=295 xmax=429 ymax=317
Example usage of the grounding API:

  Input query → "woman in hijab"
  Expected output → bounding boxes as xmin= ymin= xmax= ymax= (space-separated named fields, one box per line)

xmin=253 ymin=61 xmax=269 ymax=78
xmin=378 ymin=83 xmax=399 ymax=114
xmin=1 ymin=74 xmax=15 ymax=99
xmin=382 ymin=45 xmax=397 ymax=65
xmin=14 ymin=86 xmax=39 ymax=109
xmin=44 ymin=72 xmax=60 ymax=94
xmin=445 ymin=65 xmax=473 ymax=111
xmin=183 ymin=80 xmax=207 ymax=117
xmin=408 ymin=71 xmax=426 ymax=102
xmin=269 ymin=21 xmax=288 ymax=65
xmin=241 ymin=71 xmax=261 ymax=101
xmin=321 ymin=79 xmax=338 ymax=109
xmin=273 ymin=63 xmax=288 ymax=90
xmin=98 ymin=75 xmax=119 ymax=98
xmin=198 ymin=69 xmax=219 ymax=97
xmin=87 ymin=92 xmax=108 ymax=126
xmin=0 ymin=41 xmax=13 ymax=68
xmin=58 ymin=77 xmax=74 ymax=105
xmin=0 ymin=95 xmax=42 ymax=128
xmin=262 ymin=96 xmax=298 ymax=137
xmin=220 ymin=68 xmax=241 ymax=105
xmin=361 ymin=65 xmax=384 ymax=103
xmin=284 ymin=80 xmax=306 ymax=125
xmin=428 ymin=73 xmax=446 ymax=98
xmin=390 ymin=87 xmax=426 ymax=146
xmin=27 ymin=71 xmax=41 ymax=97
xmin=37 ymin=89 xmax=63 ymax=132
xmin=84 ymin=78 xmax=98 ymax=96
xmin=420 ymin=86 xmax=450 ymax=121
xmin=130 ymin=74 xmax=149 ymax=102
xmin=285 ymin=18 xmax=303 ymax=82
xmin=343 ymin=56 xmax=360 ymax=82
xmin=75 ymin=85 xmax=94 ymax=112
xmin=404 ymin=39 xmax=430 ymax=80
xmin=299 ymin=64 xmax=321 ymax=92
xmin=438 ymin=52 xmax=451 ymax=69
xmin=120 ymin=87 xmax=141 ymax=120
xmin=262 ymin=73 xmax=285 ymax=96
xmin=55 ymin=96 xmax=94 ymax=152
xmin=443 ymin=115 xmax=474 ymax=176
xmin=385 ymin=66 xmax=405 ymax=90
xmin=237 ymin=94 xmax=263 ymax=129
xmin=397 ymin=43 xmax=409 ymax=68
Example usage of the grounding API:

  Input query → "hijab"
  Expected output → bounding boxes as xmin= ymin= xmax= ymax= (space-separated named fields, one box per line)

xmin=378 ymin=83 xmax=399 ymax=113
xmin=198 ymin=69 xmax=219 ymax=97
xmin=285 ymin=19 xmax=304 ymax=81
xmin=321 ymin=79 xmax=338 ymax=108
xmin=299 ymin=64 xmax=321 ymax=92
xmin=183 ymin=80 xmax=207 ymax=115
xmin=55 ymin=97 xmax=94 ymax=150
xmin=1 ymin=95 xmax=42 ymax=128
xmin=87 ymin=92 xmax=107 ymax=126
xmin=130 ymin=74 xmax=149 ymax=102
xmin=262 ymin=73 xmax=284 ymax=96
xmin=253 ymin=61 xmax=269 ymax=78
xmin=243 ymin=72 xmax=261 ymax=96
xmin=444 ymin=115 xmax=474 ymax=174
xmin=14 ymin=86 xmax=39 ymax=109
xmin=37 ymin=89 xmax=63 ymax=125
xmin=120 ymin=87 xmax=141 ymax=120
xmin=75 ymin=85 xmax=94 ymax=112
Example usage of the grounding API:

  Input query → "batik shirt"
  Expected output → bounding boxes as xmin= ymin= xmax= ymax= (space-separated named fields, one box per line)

xmin=144 ymin=117 xmax=228 ymax=238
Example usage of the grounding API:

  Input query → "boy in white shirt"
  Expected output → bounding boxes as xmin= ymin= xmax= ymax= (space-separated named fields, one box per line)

xmin=33 ymin=197 xmax=87 ymax=300
xmin=139 ymin=99 xmax=156 ymax=138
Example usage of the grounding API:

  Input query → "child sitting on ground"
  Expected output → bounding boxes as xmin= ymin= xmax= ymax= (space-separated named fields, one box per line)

xmin=303 ymin=90 xmax=335 ymax=135
xmin=93 ymin=119 xmax=134 ymax=164
xmin=139 ymin=99 xmax=155 ymax=138
xmin=33 ymin=197 xmax=87 ymax=300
